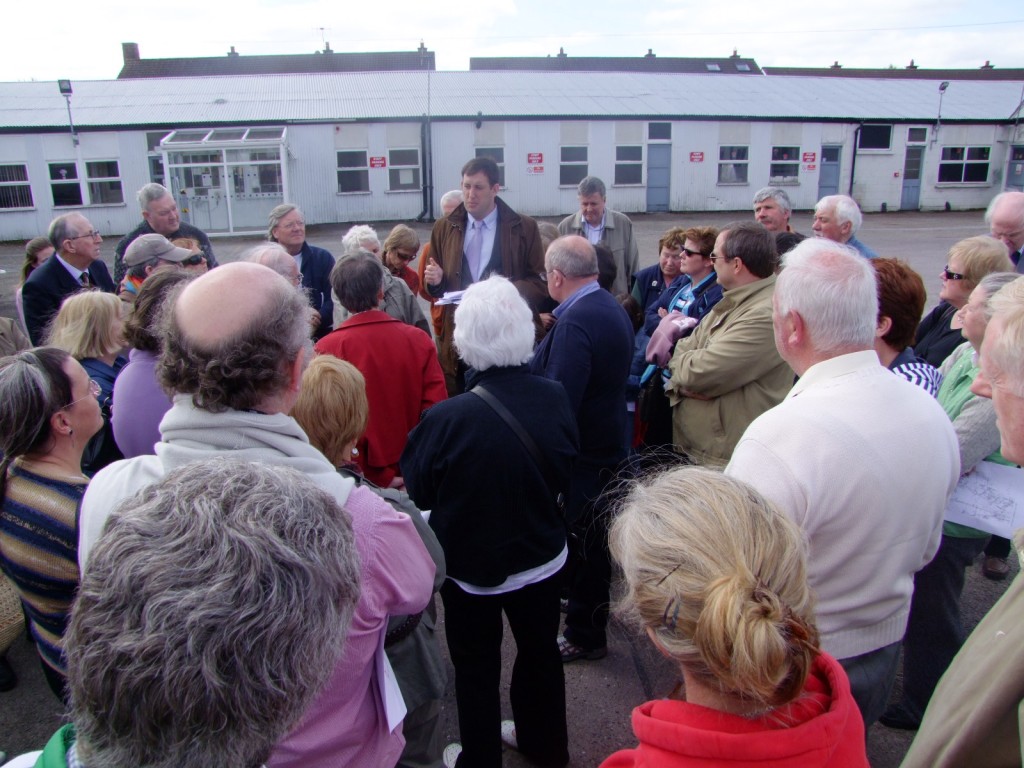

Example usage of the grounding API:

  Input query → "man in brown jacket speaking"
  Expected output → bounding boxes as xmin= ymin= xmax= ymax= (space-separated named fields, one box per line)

xmin=424 ymin=156 xmax=548 ymax=395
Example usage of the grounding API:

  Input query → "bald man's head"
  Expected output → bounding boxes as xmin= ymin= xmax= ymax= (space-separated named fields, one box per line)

xmin=159 ymin=262 xmax=311 ymax=413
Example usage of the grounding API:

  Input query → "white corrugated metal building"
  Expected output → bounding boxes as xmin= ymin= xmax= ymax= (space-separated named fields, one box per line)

xmin=1 ymin=71 xmax=1022 ymax=239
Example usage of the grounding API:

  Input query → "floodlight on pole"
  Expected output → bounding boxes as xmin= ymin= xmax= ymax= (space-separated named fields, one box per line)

xmin=58 ymin=79 xmax=79 ymax=146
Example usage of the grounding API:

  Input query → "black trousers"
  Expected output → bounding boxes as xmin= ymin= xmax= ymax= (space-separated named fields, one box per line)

xmin=441 ymin=574 xmax=568 ymax=768
xmin=563 ymin=463 xmax=623 ymax=651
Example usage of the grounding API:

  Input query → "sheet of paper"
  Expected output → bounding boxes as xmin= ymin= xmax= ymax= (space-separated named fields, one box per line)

xmin=435 ymin=291 xmax=465 ymax=306
xmin=944 ymin=462 xmax=1024 ymax=539
xmin=376 ymin=632 xmax=407 ymax=732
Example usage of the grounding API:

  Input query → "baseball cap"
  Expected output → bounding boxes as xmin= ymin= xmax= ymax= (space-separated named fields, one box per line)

xmin=124 ymin=234 xmax=195 ymax=267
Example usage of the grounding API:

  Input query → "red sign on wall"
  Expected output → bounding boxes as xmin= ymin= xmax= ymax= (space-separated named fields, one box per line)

xmin=802 ymin=152 xmax=816 ymax=163
xmin=526 ymin=165 xmax=545 ymax=174
xmin=370 ymin=156 xmax=386 ymax=168
xmin=690 ymin=152 xmax=704 ymax=163
xmin=528 ymin=153 xmax=544 ymax=164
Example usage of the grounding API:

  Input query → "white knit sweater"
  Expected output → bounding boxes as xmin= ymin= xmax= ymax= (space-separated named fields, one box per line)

xmin=726 ymin=351 xmax=961 ymax=659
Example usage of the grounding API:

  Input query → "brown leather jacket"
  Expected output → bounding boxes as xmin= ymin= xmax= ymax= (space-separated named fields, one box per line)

xmin=427 ymin=197 xmax=549 ymax=394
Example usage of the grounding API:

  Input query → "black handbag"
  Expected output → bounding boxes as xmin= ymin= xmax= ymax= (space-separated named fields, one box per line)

xmin=637 ymin=369 xmax=673 ymax=448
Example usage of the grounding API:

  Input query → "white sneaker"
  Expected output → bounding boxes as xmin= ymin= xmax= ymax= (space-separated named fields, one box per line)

xmin=500 ymin=719 xmax=518 ymax=751
xmin=442 ymin=742 xmax=463 ymax=768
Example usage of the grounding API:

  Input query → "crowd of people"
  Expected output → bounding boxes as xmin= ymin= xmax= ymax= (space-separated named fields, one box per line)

xmin=1 ymin=163 xmax=1024 ymax=768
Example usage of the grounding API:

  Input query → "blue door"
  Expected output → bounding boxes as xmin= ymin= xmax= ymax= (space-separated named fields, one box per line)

xmin=646 ymin=144 xmax=671 ymax=212
xmin=817 ymin=146 xmax=841 ymax=198
xmin=1007 ymin=146 xmax=1024 ymax=191
xmin=901 ymin=146 xmax=924 ymax=210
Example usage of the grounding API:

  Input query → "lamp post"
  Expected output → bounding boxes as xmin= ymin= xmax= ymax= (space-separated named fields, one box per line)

xmin=57 ymin=79 xmax=79 ymax=147
xmin=933 ymin=81 xmax=950 ymax=145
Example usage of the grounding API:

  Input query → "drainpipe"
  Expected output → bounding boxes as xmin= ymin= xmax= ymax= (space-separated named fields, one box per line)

xmin=416 ymin=116 xmax=433 ymax=221
xmin=848 ymin=125 xmax=861 ymax=196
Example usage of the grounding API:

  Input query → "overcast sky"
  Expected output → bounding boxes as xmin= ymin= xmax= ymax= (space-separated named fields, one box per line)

xmin=5 ymin=0 xmax=1023 ymax=82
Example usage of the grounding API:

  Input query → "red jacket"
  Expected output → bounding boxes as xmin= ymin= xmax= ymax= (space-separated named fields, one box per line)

xmin=600 ymin=653 xmax=867 ymax=768
xmin=315 ymin=310 xmax=446 ymax=486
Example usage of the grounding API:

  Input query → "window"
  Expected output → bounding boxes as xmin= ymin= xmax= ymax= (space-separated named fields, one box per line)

xmin=49 ymin=162 xmax=82 ymax=206
xmin=0 ymin=164 xmax=33 ymax=209
xmin=718 ymin=146 xmax=748 ymax=184
xmin=337 ymin=150 xmax=369 ymax=193
xmin=615 ymin=146 xmax=643 ymax=185
xmin=938 ymin=147 xmax=990 ymax=183
xmin=388 ymin=148 xmax=421 ymax=191
xmin=86 ymin=161 xmax=124 ymax=204
xmin=475 ymin=147 xmax=505 ymax=187
xmin=560 ymin=146 xmax=588 ymax=186
xmin=907 ymin=127 xmax=928 ymax=143
xmin=705 ymin=63 xmax=721 ymax=72
xmin=648 ymin=123 xmax=671 ymax=141
xmin=858 ymin=125 xmax=893 ymax=150
xmin=770 ymin=146 xmax=800 ymax=183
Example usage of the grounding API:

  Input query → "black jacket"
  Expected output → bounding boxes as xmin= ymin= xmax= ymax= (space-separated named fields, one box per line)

xmin=22 ymin=256 xmax=115 ymax=345
xmin=401 ymin=365 xmax=578 ymax=587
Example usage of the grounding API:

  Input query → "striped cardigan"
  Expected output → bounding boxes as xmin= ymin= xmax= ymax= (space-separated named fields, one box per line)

xmin=0 ymin=460 xmax=86 ymax=677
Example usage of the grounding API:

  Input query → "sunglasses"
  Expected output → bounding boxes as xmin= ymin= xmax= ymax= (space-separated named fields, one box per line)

xmin=943 ymin=266 xmax=965 ymax=281
xmin=182 ymin=253 xmax=205 ymax=267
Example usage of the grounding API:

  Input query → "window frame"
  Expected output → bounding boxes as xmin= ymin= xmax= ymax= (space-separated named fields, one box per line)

xmin=387 ymin=147 xmax=421 ymax=192
xmin=474 ymin=147 xmax=505 ymax=187
xmin=858 ymin=124 xmax=894 ymax=151
xmin=937 ymin=145 xmax=991 ymax=184
xmin=85 ymin=160 xmax=124 ymax=205
xmin=614 ymin=145 xmax=644 ymax=186
xmin=337 ymin=150 xmax=370 ymax=194
xmin=0 ymin=163 xmax=34 ymax=209
xmin=769 ymin=146 xmax=801 ymax=184
xmin=559 ymin=146 xmax=589 ymax=187
xmin=49 ymin=161 xmax=83 ymax=207
xmin=717 ymin=145 xmax=749 ymax=185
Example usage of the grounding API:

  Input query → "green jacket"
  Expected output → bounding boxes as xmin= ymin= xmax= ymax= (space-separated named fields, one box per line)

xmin=667 ymin=274 xmax=792 ymax=467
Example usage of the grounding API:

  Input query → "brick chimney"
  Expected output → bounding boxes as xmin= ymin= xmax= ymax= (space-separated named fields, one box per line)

xmin=122 ymin=42 xmax=140 ymax=63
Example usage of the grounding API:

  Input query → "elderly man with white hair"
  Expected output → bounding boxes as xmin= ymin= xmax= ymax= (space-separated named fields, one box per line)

xmin=726 ymin=238 xmax=959 ymax=727
xmin=333 ymin=224 xmax=429 ymax=334
xmin=812 ymin=194 xmax=877 ymax=258
xmin=985 ymin=190 xmax=1024 ymax=272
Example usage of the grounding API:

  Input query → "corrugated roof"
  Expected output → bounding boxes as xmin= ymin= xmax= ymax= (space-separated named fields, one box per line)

xmin=2 ymin=71 xmax=1022 ymax=131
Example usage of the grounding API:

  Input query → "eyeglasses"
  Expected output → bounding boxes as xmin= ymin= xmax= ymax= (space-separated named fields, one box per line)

xmin=182 ymin=253 xmax=205 ymax=266
xmin=708 ymin=253 xmax=728 ymax=263
xmin=64 ymin=379 xmax=101 ymax=410
xmin=943 ymin=266 xmax=966 ymax=281
xmin=681 ymin=248 xmax=705 ymax=258
xmin=69 ymin=230 xmax=101 ymax=241
xmin=394 ymin=250 xmax=417 ymax=262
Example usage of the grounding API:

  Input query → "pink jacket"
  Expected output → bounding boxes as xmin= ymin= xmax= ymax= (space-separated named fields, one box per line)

xmin=269 ymin=485 xmax=435 ymax=768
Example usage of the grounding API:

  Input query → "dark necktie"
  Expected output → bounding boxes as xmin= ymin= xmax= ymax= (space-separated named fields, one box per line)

xmin=80 ymin=271 xmax=91 ymax=287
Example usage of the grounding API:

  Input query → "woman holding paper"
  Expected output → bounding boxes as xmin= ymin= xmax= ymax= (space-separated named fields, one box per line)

xmin=880 ymin=271 xmax=1021 ymax=732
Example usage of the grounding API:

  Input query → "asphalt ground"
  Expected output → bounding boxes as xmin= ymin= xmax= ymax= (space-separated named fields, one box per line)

xmin=0 ymin=209 xmax=1017 ymax=766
